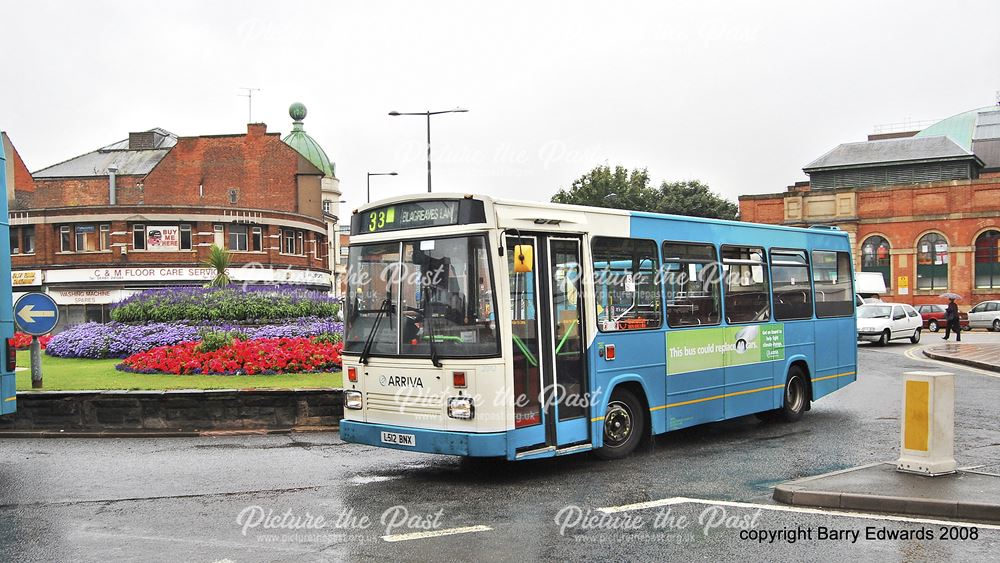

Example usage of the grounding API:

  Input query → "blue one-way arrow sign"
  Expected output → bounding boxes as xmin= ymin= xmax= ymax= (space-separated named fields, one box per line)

xmin=14 ymin=293 xmax=60 ymax=336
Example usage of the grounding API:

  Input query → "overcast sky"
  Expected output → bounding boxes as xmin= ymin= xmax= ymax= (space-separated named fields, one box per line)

xmin=3 ymin=0 xmax=998 ymax=213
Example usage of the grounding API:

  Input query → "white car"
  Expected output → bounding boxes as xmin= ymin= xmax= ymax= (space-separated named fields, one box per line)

xmin=857 ymin=303 xmax=922 ymax=345
xmin=968 ymin=300 xmax=1000 ymax=332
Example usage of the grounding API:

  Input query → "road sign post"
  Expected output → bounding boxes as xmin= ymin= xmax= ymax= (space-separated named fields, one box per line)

xmin=14 ymin=293 xmax=60 ymax=390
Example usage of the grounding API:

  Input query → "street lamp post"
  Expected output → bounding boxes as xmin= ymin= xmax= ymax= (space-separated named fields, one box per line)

xmin=366 ymin=172 xmax=398 ymax=204
xmin=388 ymin=108 xmax=468 ymax=193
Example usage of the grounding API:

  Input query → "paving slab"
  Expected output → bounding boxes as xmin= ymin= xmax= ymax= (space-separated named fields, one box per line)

xmin=923 ymin=343 xmax=1000 ymax=373
xmin=774 ymin=462 xmax=1000 ymax=521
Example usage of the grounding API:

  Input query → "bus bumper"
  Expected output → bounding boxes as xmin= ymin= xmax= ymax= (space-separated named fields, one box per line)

xmin=340 ymin=420 xmax=507 ymax=457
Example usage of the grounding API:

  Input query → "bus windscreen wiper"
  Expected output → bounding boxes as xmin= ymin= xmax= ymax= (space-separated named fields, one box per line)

xmin=359 ymin=297 xmax=390 ymax=366
xmin=422 ymin=282 xmax=443 ymax=368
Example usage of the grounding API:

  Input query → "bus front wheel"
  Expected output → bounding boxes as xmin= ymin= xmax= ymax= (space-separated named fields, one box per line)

xmin=780 ymin=366 xmax=809 ymax=423
xmin=595 ymin=388 xmax=645 ymax=460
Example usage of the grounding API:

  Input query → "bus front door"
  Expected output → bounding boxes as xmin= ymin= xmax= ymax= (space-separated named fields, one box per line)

xmin=507 ymin=235 xmax=590 ymax=457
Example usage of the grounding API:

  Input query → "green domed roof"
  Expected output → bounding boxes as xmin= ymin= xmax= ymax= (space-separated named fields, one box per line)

xmin=914 ymin=106 xmax=994 ymax=151
xmin=282 ymin=103 xmax=335 ymax=177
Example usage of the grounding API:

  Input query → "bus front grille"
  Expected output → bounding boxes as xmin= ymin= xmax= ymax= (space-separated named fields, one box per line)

xmin=366 ymin=391 xmax=443 ymax=419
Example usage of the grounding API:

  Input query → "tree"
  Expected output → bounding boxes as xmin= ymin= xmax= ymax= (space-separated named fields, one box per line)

xmin=203 ymin=244 xmax=232 ymax=288
xmin=551 ymin=165 xmax=654 ymax=212
xmin=651 ymin=180 xmax=739 ymax=220
xmin=551 ymin=165 xmax=739 ymax=220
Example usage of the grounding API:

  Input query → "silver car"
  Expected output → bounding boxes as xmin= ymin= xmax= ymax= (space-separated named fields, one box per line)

xmin=968 ymin=300 xmax=1000 ymax=332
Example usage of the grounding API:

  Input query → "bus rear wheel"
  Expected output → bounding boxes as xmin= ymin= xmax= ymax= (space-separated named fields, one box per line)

xmin=594 ymin=388 xmax=645 ymax=460
xmin=780 ymin=366 xmax=809 ymax=423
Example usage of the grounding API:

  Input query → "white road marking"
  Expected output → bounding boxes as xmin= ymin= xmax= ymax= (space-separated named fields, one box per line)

xmin=381 ymin=525 xmax=492 ymax=542
xmin=903 ymin=345 xmax=1000 ymax=379
xmin=597 ymin=496 xmax=1000 ymax=530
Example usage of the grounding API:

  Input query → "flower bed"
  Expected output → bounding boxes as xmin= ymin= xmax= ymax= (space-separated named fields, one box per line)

xmin=110 ymin=285 xmax=340 ymax=323
xmin=116 ymin=337 xmax=344 ymax=375
xmin=12 ymin=333 xmax=53 ymax=350
xmin=46 ymin=318 xmax=344 ymax=359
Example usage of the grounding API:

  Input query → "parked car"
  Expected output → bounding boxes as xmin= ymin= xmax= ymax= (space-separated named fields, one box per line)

xmin=916 ymin=304 xmax=969 ymax=332
xmin=857 ymin=303 xmax=922 ymax=345
xmin=968 ymin=300 xmax=1000 ymax=332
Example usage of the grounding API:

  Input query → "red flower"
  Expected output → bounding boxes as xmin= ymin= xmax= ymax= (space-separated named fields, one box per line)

xmin=117 ymin=337 xmax=343 ymax=375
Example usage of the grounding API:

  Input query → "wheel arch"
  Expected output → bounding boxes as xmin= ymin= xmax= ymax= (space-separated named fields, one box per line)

xmin=594 ymin=375 xmax=654 ymax=445
xmin=785 ymin=355 xmax=813 ymax=404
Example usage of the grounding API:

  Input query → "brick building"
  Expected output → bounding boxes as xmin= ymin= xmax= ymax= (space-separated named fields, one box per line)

xmin=740 ymin=105 xmax=1000 ymax=307
xmin=4 ymin=110 xmax=338 ymax=327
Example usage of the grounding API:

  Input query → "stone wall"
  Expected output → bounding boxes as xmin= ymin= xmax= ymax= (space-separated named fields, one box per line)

xmin=0 ymin=389 xmax=343 ymax=434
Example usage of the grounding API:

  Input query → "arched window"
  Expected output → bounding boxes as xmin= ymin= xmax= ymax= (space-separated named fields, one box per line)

xmin=916 ymin=233 xmax=948 ymax=290
xmin=975 ymin=230 xmax=1000 ymax=289
xmin=861 ymin=235 xmax=891 ymax=288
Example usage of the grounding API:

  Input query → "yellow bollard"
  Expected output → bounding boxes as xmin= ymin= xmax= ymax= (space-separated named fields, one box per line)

xmin=897 ymin=371 xmax=957 ymax=476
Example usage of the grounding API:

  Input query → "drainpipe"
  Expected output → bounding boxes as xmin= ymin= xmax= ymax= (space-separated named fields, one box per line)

xmin=108 ymin=166 xmax=118 ymax=205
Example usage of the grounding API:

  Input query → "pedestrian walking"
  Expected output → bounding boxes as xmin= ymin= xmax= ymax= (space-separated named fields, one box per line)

xmin=942 ymin=297 xmax=962 ymax=341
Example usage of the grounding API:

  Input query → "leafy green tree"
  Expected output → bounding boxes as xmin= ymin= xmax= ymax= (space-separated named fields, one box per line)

xmin=551 ymin=165 xmax=654 ymax=211
xmin=203 ymin=244 xmax=232 ymax=288
xmin=551 ymin=165 xmax=738 ymax=220
xmin=651 ymin=180 xmax=739 ymax=220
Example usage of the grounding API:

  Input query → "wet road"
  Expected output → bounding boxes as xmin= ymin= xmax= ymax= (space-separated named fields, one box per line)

xmin=2 ymin=333 xmax=1000 ymax=562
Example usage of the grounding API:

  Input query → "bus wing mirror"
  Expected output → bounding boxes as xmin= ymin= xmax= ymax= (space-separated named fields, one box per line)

xmin=513 ymin=245 xmax=533 ymax=273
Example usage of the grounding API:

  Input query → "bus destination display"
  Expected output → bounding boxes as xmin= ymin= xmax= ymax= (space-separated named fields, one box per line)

xmin=363 ymin=201 xmax=459 ymax=233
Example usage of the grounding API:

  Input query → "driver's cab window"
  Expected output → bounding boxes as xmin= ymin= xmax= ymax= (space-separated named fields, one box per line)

xmin=892 ymin=306 xmax=906 ymax=320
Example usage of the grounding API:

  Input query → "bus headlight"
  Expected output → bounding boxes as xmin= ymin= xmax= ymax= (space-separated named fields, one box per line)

xmin=447 ymin=397 xmax=475 ymax=420
xmin=345 ymin=390 xmax=363 ymax=410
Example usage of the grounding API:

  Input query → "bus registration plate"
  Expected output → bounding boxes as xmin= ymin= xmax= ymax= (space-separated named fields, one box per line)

xmin=380 ymin=431 xmax=416 ymax=447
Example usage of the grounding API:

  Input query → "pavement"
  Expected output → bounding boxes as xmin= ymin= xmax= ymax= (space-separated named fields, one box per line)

xmin=923 ymin=342 xmax=1000 ymax=373
xmin=774 ymin=463 xmax=1000 ymax=521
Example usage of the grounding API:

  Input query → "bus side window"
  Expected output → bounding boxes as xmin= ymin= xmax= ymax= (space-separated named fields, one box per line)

xmin=812 ymin=250 xmax=854 ymax=317
xmin=662 ymin=241 xmax=721 ymax=327
xmin=592 ymin=237 xmax=662 ymax=331
xmin=770 ymin=249 xmax=813 ymax=320
xmin=721 ymin=246 xmax=770 ymax=324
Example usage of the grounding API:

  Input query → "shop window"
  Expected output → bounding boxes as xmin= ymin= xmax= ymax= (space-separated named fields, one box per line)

xmin=133 ymin=224 xmax=146 ymax=250
xmin=916 ymin=233 xmax=948 ymax=290
xmin=975 ymin=230 xmax=1000 ymax=289
xmin=592 ymin=237 xmax=662 ymax=331
xmin=770 ymin=249 xmax=813 ymax=320
xmin=721 ymin=246 xmax=770 ymax=324
xmin=60 ymin=226 xmax=71 ymax=252
xmin=251 ymin=227 xmax=262 ymax=251
xmin=861 ymin=235 xmax=891 ymax=289
xmin=812 ymin=251 xmax=854 ymax=317
xmin=180 ymin=224 xmax=192 ymax=250
xmin=228 ymin=224 xmax=248 ymax=251
xmin=662 ymin=242 xmax=721 ymax=327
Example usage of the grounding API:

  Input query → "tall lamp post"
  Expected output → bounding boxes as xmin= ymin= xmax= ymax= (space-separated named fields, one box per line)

xmin=388 ymin=108 xmax=468 ymax=193
xmin=366 ymin=172 xmax=398 ymax=204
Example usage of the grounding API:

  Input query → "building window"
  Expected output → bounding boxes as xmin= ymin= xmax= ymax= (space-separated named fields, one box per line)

xmin=251 ymin=227 xmax=262 ymax=251
xmin=213 ymin=224 xmax=224 ymax=247
xmin=180 ymin=224 xmax=192 ymax=250
xmin=9 ymin=228 xmax=18 ymax=255
xmin=721 ymin=246 xmax=770 ymax=324
xmin=24 ymin=226 xmax=35 ymax=254
xmin=133 ymin=224 xmax=146 ymax=250
xmin=297 ymin=232 xmax=305 ymax=255
xmin=60 ymin=226 xmax=71 ymax=252
xmin=100 ymin=224 xmax=110 ymax=250
xmin=322 ymin=200 xmax=332 ymax=214
xmin=592 ymin=237 xmax=662 ymax=331
xmin=812 ymin=251 xmax=854 ymax=318
xmin=75 ymin=224 xmax=108 ymax=252
xmin=662 ymin=241 xmax=721 ymax=327
xmin=916 ymin=233 xmax=948 ymax=290
xmin=283 ymin=229 xmax=296 ymax=254
xmin=861 ymin=235 xmax=891 ymax=289
xmin=228 ymin=224 xmax=248 ymax=251
xmin=975 ymin=229 xmax=1000 ymax=289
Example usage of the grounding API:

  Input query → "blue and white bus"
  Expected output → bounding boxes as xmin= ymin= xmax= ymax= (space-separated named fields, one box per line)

xmin=341 ymin=194 xmax=856 ymax=460
xmin=1 ymin=137 xmax=16 ymax=415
